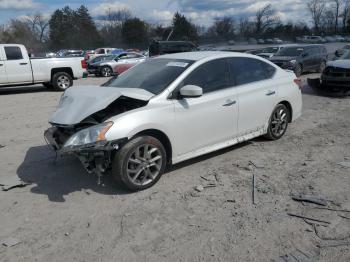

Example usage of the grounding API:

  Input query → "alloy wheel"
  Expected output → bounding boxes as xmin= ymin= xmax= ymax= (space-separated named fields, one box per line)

xmin=102 ymin=67 xmax=112 ymax=77
xmin=57 ymin=75 xmax=70 ymax=90
xmin=271 ymin=107 xmax=288 ymax=137
xmin=126 ymin=144 xmax=163 ymax=186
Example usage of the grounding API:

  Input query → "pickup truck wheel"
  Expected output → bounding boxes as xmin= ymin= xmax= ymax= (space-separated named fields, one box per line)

xmin=52 ymin=72 xmax=73 ymax=91
xmin=112 ymin=136 xmax=166 ymax=191
xmin=101 ymin=66 xmax=112 ymax=77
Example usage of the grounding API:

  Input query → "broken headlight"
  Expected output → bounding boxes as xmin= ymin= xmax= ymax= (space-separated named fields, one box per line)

xmin=64 ymin=122 xmax=113 ymax=147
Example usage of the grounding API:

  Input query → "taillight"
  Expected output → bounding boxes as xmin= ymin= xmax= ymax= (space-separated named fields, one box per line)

xmin=81 ymin=59 xmax=87 ymax=69
xmin=294 ymin=78 xmax=302 ymax=90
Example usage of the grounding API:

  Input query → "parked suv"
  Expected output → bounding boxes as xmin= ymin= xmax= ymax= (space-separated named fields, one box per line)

xmin=269 ymin=45 xmax=328 ymax=77
xmin=149 ymin=41 xmax=198 ymax=57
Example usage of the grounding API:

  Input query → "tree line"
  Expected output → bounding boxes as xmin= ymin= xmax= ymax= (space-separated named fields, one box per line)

xmin=0 ymin=1 xmax=349 ymax=52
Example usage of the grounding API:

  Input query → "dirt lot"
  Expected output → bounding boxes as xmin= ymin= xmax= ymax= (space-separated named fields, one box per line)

xmin=0 ymin=74 xmax=349 ymax=262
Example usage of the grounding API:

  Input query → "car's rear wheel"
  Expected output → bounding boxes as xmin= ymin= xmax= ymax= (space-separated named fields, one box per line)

xmin=101 ymin=66 xmax=112 ymax=77
xmin=264 ymin=104 xmax=289 ymax=140
xmin=294 ymin=64 xmax=302 ymax=77
xmin=52 ymin=72 xmax=73 ymax=91
xmin=112 ymin=136 xmax=166 ymax=191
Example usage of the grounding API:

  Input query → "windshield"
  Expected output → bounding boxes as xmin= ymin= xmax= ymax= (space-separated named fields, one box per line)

xmin=260 ymin=47 xmax=279 ymax=53
xmin=276 ymin=47 xmax=304 ymax=57
xmin=92 ymin=55 xmax=115 ymax=63
xmin=107 ymin=58 xmax=193 ymax=94
xmin=337 ymin=50 xmax=350 ymax=60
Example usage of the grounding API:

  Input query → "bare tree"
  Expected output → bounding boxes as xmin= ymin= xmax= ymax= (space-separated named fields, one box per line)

xmin=322 ymin=10 xmax=336 ymax=33
xmin=341 ymin=0 xmax=350 ymax=31
xmin=239 ymin=17 xmax=253 ymax=38
xmin=26 ymin=13 xmax=49 ymax=43
xmin=98 ymin=8 xmax=132 ymax=46
xmin=307 ymin=0 xmax=326 ymax=33
xmin=213 ymin=17 xmax=235 ymax=40
xmin=99 ymin=8 xmax=131 ymax=27
xmin=255 ymin=4 xmax=279 ymax=34
xmin=332 ymin=0 xmax=342 ymax=33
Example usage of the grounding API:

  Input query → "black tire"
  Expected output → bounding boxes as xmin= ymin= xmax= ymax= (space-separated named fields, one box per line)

xmin=100 ymin=66 xmax=113 ymax=77
xmin=112 ymin=136 xmax=167 ymax=191
xmin=294 ymin=64 xmax=302 ymax=77
xmin=43 ymin=82 xmax=53 ymax=89
xmin=318 ymin=61 xmax=326 ymax=73
xmin=264 ymin=104 xmax=290 ymax=140
xmin=52 ymin=72 xmax=73 ymax=91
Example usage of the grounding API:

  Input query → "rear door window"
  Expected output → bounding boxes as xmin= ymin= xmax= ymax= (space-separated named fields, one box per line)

xmin=4 ymin=46 xmax=23 ymax=60
xmin=228 ymin=57 xmax=276 ymax=86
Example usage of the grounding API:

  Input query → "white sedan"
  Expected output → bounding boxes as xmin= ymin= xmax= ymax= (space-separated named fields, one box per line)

xmin=45 ymin=51 xmax=302 ymax=191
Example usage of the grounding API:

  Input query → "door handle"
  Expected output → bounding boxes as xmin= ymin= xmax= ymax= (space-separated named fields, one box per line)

xmin=0 ymin=64 xmax=3 ymax=66
xmin=266 ymin=90 xmax=276 ymax=96
xmin=222 ymin=100 xmax=236 ymax=106
xmin=20 ymin=62 xmax=28 ymax=65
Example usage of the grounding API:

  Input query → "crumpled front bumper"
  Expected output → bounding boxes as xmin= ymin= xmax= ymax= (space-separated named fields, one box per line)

xmin=44 ymin=126 xmax=127 ymax=179
xmin=44 ymin=127 xmax=126 ymax=154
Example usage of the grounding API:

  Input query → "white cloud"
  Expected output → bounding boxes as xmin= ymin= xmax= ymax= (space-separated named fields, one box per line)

xmin=0 ymin=0 xmax=39 ymax=10
xmin=150 ymin=10 xmax=173 ymax=24
xmin=90 ymin=1 xmax=130 ymax=17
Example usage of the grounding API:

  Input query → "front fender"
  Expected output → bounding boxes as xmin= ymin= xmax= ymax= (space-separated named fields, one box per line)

xmin=104 ymin=103 xmax=175 ymax=144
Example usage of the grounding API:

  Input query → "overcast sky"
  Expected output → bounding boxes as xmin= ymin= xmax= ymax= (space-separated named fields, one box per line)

xmin=0 ymin=0 xmax=311 ymax=26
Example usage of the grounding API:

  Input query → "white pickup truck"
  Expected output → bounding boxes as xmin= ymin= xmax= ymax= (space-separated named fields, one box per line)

xmin=0 ymin=44 xmax=88 ymax=91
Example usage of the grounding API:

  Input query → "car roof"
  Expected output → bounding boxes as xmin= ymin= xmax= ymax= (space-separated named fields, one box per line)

xmin=158 ymin=51 xmax=259 ymax=61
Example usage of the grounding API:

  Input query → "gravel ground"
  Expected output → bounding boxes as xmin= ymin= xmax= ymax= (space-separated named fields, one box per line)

xmin=0 ymin=73 xmax=349 ymax=262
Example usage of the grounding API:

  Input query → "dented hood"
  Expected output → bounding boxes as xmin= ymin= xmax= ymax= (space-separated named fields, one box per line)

xmin=49 ymin=86 xmax=154 ymax=125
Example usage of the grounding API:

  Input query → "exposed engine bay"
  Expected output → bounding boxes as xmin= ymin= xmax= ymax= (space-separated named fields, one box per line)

xmin=50 ymin=96 xmax=148 ymax=148
xmin=45 ymin=94 xmax=149 ymax=184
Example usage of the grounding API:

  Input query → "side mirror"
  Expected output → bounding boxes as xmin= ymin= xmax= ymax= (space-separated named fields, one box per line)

xmin=302 ymin=53 xmax=308 ymax=57
xmin=179 ymin=85 xmax=203 ymax=98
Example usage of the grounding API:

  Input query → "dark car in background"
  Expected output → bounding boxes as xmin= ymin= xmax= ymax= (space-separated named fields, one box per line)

xmin=149 ymin=41 xmax=198 ymax=57
xmin=269 ymin=44 xmax=328 ymax=77
xmin=308 ymin=50 xmax=350 ymax=96
xmin=335 ymin=44 xmax=350 ymax=57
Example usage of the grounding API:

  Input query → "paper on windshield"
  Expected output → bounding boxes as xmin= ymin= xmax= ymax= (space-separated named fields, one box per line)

xmin=166 ymin=62 xmax=189 ymax=67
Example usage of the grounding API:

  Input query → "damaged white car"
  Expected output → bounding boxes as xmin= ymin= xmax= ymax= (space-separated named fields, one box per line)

xmin=45 ymin=51 xmax=302 ymax=191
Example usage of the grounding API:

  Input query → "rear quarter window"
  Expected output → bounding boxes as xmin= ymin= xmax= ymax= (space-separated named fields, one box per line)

xmin=228 ymin=57 xmax=276 ymax=86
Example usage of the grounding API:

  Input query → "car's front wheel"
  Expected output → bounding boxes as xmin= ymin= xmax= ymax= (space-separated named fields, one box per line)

xmin=264 ymin=104 xmax=290 ymax=140
xmin=112 ymin=136 xmax=166 ymax=191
